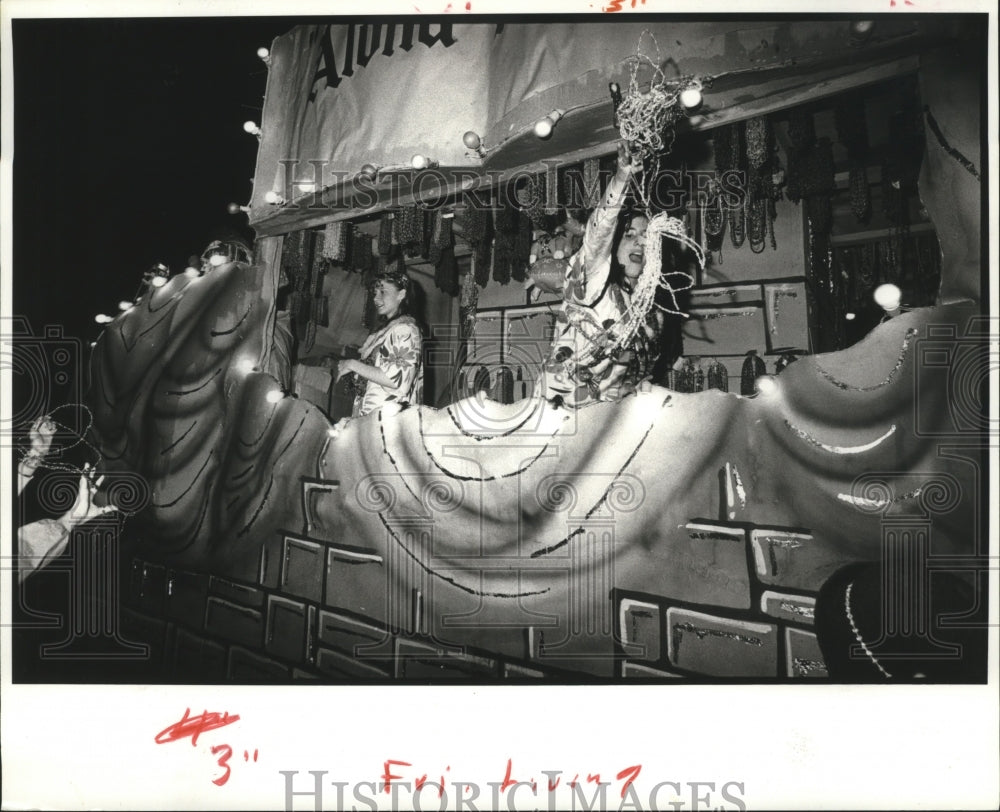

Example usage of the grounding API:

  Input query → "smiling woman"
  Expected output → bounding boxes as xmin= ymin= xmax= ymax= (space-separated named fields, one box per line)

xmin=541 ymin=142 xmax=666 ymax=407
xmin=336 ymin=270 xmax=424 ymax=418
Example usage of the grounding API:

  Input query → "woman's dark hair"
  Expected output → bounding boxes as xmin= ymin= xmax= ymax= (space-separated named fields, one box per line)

xmin=610 ymin=206 xmax=646 ymax=291
xmin=376 ymin=272 xmax=413 ymax=319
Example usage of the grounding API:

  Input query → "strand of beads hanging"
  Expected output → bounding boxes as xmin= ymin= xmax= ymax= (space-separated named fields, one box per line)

xmin=523 ymin=174 xmax=549 ymax=230
xmin=748 ymin=199 xmax=766 ymax=254
xmin=615 ymin=30 xmax=705 ymax=162
xmin=703 ymin=177 xmax=726 ymax=236
xmin=849 ymin=164 xmax=871 ymax=223
xmin=610 ymin=212 xmax=702 ymax=356
xmin=745 ymin=116 xmax=770 ymax=169
xmin=729 ymin=192 xmax=747 ymax=249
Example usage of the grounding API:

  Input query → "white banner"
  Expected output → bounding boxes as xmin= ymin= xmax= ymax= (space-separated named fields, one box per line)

xmin=252 ymin=22 xmax=497 ymax=211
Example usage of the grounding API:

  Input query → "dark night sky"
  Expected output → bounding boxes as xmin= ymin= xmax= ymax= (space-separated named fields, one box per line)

xmin=11 ymin=17 xmax=302 ymax=346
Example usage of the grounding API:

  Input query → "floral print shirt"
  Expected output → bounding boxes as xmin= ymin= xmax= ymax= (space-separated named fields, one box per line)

xmin=352 ymin=315 xmax=424 ymax=417
xmin=543 ymin=176 xmax=659 ymax=408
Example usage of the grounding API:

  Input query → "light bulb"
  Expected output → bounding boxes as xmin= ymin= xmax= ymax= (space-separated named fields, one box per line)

xmin=228 ymin=202 xmax=250 ymax=215
xmin=463 ymin=131 xmax=481 ymax=150
xmin=850 ymin=20 xmax=875 ymax=37
xmin=873 ymin=283 xmax=901 ymax=311
xmin=756 ymin=376 xmax=777 ymax=395
xmin=533 ymin=109 xmax=564 ymax=139
xmin=95 ymin=314 xmax=114 ymax=324
xmin=118 ymin=300 xmax=133 ymax=312
xmin=845 ymin=312 xmax=856 ymax=321
xmin=257 ymin=46 xmax=270 ymax=60
xmin=243 ymin=120 xmax=261 ymax=136
xmin=184 ymin=267 xmax=200 ymax=278
xmin=534 ymin=117 xmax=554 ymax=138
xmin=680 ymin=86 xmax=703 ymax=111
xmin=264 ymin=190 xmax=284 ymax=205
xmin=265 ymin=389 xmax=284 ymax=404
xmin=209 ymin=253 xmax=227 ymax=267
xmin=151 ymin=275 xmax=167 ymax=288
xmin=411 ymin=154 xmax=429 ymax=170
xmin=296 ymin=181 xmax=317 ymax=194
xmin=235 ymin=358 xmax=255 ymax=374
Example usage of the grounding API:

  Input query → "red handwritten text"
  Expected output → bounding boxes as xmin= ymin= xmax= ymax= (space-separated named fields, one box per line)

xmin=156 ymin=709 xmax=259 ymax=788
xmin=155 ymin=708 xmax=241 ymax=747
xmin=604 ymin=0 xmax=647 ymax=12
xmin=382 ymin=759 xmax=643 ymax=799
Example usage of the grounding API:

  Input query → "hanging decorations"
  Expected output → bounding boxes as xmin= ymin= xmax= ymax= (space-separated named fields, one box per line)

xmin=706 ymin=359 xmax=729 ymax=392
xmin=432 ymin=212 xmax=459 ymax=296
xmin=281 ymin=229 xmax=310 ymax=331
xmin=612 ymin=31 xmax=707 ymax=215
xmin=519 ymin=174 xmax=549 ymax=229
xmin=473 ymin=365 xmax=492 ymax=394
xmin=615 ymin=30 xmax=705 ymax=162
xmin=677 ymin=357 xmax=705 ymax=392
xmin=494 ymin=366 xmax=515 ymax=404
xmin=491 ymin=195 xmax=519 ymax=285
xmin=832 ymin=232 xmax=941 ymax=315
xmin=701 ymin=177 xmax=727 ymax=259
xmin=786 ymin=108 xmax=816 ymax=153
xmin=724 ymin=118 xmax=747 ymax=251
xmin=428 ymin=210 xmax=445 ymax=266
xmin=748 ymin=199 xmax=767 ymax=253
xmin=729 ymin=197 xmax=747 ymax=249
xmin=849 ymin=166 xmax=871 ymax=223
xmin=740 ymin=350 xmax=766 ymax=395
xmin=745 ymin=116 xmax=770 ymax=169
xmin=459 ymin=194 xmax=493 ymax=287
xmin=323 ymin=221 xmax=346 ymax=262
xmin=459 ymin=264 xmax=479 ymax=340
xmin=796 ymin=137 xmax=836 ymax=214
xmin=513 ymin=211 xmax=533 ymax=283
xmin=700 ymin=115 xmax=780 ymax=260
xmin=352 ymin=230 xmax=374 ymax=274
xmin=835 ymin=93 xmax=872 ymax=226
xmin=395 ymin=206 xmax=425 ymax=257
xmin=377 ymin=212 xmax=394 ymax=256
xmin=343 ymin=224 xmax=357 ymax=269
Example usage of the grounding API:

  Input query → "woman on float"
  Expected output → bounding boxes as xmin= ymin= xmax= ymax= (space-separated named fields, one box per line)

xmin=542 ymin=141 xmax=663 ymax=407
xmin=336 ymin=270 xmax=424 ymax=418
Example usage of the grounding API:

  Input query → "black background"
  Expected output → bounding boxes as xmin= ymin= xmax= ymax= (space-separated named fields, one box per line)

xmin=12 ymin=17 xmax=301 ymax=346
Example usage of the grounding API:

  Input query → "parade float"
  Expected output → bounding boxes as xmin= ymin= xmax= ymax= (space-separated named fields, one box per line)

xmin=83 ymin=19 xmax=987 ymax=681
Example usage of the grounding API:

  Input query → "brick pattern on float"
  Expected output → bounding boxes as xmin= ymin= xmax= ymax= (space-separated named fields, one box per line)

xmin=118 ymin=470 xmax=831 ymax=680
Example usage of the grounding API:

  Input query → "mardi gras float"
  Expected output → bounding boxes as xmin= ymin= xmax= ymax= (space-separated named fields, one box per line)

xmin=81 ymin=19 xmax=988 ymax=681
